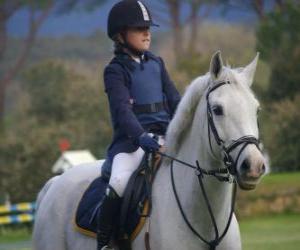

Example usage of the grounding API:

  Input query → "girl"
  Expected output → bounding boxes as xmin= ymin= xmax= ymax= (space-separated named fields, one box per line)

xmin=97 ymin=1 xmax=181 ymax=249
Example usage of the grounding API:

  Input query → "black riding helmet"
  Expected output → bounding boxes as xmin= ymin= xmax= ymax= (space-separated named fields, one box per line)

xmin=107 ymin=0 xmax=159 ymax=56
xmin=108 ymin=0 xmax=159 ymax=39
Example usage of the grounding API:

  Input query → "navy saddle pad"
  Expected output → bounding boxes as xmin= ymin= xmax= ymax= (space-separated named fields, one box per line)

xmin=74 ymin=162 xmax=149 ymax=239
xmin=74 ymin=175 xmax=107 ymax=236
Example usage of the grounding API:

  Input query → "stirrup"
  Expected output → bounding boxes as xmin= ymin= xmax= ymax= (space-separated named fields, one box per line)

xmin=101 ymin=246 xmax=113 ymax=250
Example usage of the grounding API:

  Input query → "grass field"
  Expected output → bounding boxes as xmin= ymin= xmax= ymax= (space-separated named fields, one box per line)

xmin=237 ymin=171 xmax=300 ymax=217
xmin=0 ymin=227 xmax=31 ymax=244
xmin=241 ymin=213 xmax=300 ymax=250
xmin=238 ymin=172 xmax=300 ymax=249
xmin=0 ymin=214 xmax=299 ymax=250
xmin=244 ymin=171 xmax=300 ymax=196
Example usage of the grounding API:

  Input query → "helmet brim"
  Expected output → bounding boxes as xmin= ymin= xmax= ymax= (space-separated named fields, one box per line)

xmin=128 ymin=21 xmax=159 ymax=28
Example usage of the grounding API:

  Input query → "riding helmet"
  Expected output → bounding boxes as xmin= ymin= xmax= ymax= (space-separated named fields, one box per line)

xmin=107 ymin=0 xmax=159 ymax=40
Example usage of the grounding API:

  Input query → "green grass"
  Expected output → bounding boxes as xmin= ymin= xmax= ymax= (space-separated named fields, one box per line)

xmin=237 ymin=172 xmax=300 ymax=217
xmin=240 ymin=213 xmax=300 ymax=250
xmin=0 ymin=227 xmax=31 ymax=244
xmin=260 ymin=171 xmax=300 ymax=189
xmin=242 ymin=171 xmax=300 ymax=197
xmin=240 ymin=172 xmax=300 ymax=250
xmin=0 ymin=214 xmax=299 ymax=250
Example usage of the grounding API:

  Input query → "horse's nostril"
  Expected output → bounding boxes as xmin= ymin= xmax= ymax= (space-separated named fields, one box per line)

xmin=241 ymin=159 xmax=251 ymax=171
xmin=262 ymin=164 xmax=266 ymax=174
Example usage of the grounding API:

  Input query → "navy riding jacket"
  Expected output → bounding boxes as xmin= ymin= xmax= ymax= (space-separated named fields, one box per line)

xmin=103 ymin=51 xmax=181 ymax=161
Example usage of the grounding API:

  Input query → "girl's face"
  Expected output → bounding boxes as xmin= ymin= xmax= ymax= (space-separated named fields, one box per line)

xmin=124 ymin=27 xmax=151 ymax=51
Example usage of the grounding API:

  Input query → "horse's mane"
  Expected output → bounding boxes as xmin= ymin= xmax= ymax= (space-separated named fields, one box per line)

xmin=166 ymin=67 xmax=237 ymax=156
xmin=165 ymin=74 xmax=210 ymax=156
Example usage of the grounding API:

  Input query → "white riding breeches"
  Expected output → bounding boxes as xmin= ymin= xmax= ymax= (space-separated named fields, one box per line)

xmin=109 ymin=135 xmax=165 ymax=197
xmin=109 ymin=148 xmax=145 ymax=197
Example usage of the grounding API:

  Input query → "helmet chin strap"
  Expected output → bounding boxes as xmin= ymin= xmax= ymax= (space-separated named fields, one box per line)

xmin=122 ymin=41 xmax=144 ymax=57
xmin=119 ymin=33 xmax=145 ymax=58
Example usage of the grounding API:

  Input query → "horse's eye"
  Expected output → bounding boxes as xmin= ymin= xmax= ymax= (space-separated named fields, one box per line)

xmin=212 ymin=105 xmax=223 ymax=116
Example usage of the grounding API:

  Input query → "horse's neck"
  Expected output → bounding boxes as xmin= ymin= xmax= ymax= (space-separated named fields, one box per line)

xmin=153 ymin=118 xmax=233 ymax=240
xmin=177 ymin=126 xmax=232 ymax=210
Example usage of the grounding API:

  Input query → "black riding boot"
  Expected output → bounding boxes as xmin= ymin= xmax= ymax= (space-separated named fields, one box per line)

xmin=97 ymin=186 xmax=121 ymax=250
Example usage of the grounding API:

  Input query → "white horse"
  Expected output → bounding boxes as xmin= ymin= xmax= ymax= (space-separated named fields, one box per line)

xmin=33 ymin=51 xmax=266 ymax=250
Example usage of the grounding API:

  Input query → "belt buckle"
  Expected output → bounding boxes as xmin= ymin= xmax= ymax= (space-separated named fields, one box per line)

xmin=150 ymin=103 xmax=156 ymax=113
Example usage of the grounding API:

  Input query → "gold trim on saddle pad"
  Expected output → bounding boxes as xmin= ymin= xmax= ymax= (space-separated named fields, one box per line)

xmin=73 ymin=200 xmax=150 ymax=241
xmin=73 ymin=219 xmax=97 ymax=238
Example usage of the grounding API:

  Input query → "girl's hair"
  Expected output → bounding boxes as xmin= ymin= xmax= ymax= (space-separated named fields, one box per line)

xmin=113 ymin=40 xmax=124 ymax=55
xmin=112 ymin=32 xmax=126 ymax=55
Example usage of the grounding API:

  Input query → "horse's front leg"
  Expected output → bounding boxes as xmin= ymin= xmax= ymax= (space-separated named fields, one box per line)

xmin=218 ymin=214 xmax=242 ymax=250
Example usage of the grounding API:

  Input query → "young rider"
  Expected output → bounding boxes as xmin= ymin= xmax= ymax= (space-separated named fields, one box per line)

xmin=97 ymin=1 xmax=181 ymax=249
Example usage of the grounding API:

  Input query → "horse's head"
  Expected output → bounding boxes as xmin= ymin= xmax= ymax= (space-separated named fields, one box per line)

xmin=207 ymin=51 xmax=266 ymax=190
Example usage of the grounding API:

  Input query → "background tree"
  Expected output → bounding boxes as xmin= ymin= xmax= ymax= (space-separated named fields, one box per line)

xmin=152 ymin=0 xmax=290 ymax=68
xmin=257 ymin=2 xmax=300 ymax=101
xmin=23 ymin=61 xmax=69 ymax=122
xmin=223 ymin=0 xmax=287 ymax=20
xmin=263 ymin=94 xmax=300 ymax=172
xmin=256 ymin=1 xmax=300 ymax=171
xmin=0 ymin=0 xmax=107 ymax=127
xmin=0 ymin=0 xmax=53 ymax=127
xmin=154 ymin=0 xmax=287 ymax=64
xmin=152 ymin=0 xmax=220 ymax=64
xmin=0 ymin=60 xmax=111 ymax=202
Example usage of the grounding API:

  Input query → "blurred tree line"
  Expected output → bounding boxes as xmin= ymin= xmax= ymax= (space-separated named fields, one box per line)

xmin=256 ymin=2 xmax=300 ymax=172
xmin=0 ymin=61 xmax=111 ymax=202
xmin=0 ymin=0 xmax=108 ymax=126
xmin=0 ymin=0 xmax=299 ymax=202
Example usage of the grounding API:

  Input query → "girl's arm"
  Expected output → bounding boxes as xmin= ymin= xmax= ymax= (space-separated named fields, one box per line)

xmin=104 ymin=64 xmax=144 ymax=141
xmin=159 ymin=58 xmax=181 ymax=117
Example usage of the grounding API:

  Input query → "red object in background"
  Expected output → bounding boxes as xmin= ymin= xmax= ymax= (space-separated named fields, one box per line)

xmin=59 ymin=138 xmax=71 ymax=152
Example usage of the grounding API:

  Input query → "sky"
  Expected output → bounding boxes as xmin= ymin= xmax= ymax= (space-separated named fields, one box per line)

xmin=7 ymin=0 xmax=258 ymax=38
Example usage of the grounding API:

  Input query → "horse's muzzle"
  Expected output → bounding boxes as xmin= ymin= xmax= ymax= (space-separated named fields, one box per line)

xmin=236 ymin=150 xmax=266 ymax=190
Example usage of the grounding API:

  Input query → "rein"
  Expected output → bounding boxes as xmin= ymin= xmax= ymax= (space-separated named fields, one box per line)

xmin=171 ymin=159 xmax=236 ymax=250
xmin=157 ymin=151 xmax=236 ymax=250
xmin=158 ymin=152 xmax=233 ymax=183
xmin=153 ymin=79 xmax=261 ymax=250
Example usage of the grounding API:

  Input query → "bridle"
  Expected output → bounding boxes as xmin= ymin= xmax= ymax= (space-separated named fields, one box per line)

xmin=156 ymin=79 xmax=261 ymax=250
xmin=206 ymin=80 xmax=261 ymax=175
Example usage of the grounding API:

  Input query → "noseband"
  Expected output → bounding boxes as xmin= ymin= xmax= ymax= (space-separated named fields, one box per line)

xmin=206 ymin=80 xmax=260 ymax=174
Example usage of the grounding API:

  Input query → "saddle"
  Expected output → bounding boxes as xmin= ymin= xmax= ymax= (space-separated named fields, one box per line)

xmin=74 ymin=152 xmax=162 ymax=249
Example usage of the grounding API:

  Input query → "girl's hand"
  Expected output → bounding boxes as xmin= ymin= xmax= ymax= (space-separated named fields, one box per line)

xmin=138 ymin=133 xmax=160 ymax=153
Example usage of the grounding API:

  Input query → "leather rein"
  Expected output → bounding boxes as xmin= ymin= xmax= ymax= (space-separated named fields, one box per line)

xmin=156 ymin=79 xmax=261 ymax=250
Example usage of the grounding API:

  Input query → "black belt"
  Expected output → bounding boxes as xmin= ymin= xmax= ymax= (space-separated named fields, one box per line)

xmin=133 ymin=102 xmax=166 ymax=114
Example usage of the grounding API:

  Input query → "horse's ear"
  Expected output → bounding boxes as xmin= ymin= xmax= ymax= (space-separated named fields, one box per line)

xmin=243 ymin=52 xmax=259 ymax=87
xmin=210 ymin=51 xmax=224 ymax=80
